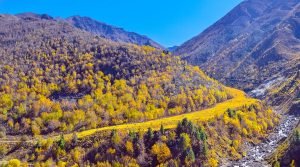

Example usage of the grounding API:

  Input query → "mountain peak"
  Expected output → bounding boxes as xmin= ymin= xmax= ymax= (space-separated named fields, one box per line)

xmin=174 ymin=0 xmax=300 ymax=91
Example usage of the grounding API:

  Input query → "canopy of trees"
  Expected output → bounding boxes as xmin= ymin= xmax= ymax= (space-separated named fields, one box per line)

xmin=0 ymin=15 xmax=232 ymax=136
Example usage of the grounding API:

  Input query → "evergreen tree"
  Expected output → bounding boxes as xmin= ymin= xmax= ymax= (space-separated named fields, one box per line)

xmin=72 ymin=132 xmax=78 ymax=145
xmin=184 ymin=147 xmax=195 ymax=164
xmin=160 ymin=124 xmax=165 ymax=135
xmin=227 ymin=108 xmax=236 ymax=118
xmin=202 ymin=142 xmax=208 ymax=157
xmin=195 ymin=127 xmax=207 ymax=143
xmin=146 ymin=128 xmax=154 ymax=141
xmin=182 ymin=118 xmax=189 ymax=127
xmin=290 ymin=160 xmax=295 ymax=167
xmin=176 ymin=121 xmax=183 ymax=135
xmin=180 ymin=133 xmax=191 ymax=150
xmin=129 ymin=130 xmax=137 ymax=141
xmin=273 ymin=161 xmax=280 ymax=167
xmin=110 ymin=129 xmax=121 ymax=146
xmin=187 ymin=121 xmax=194 ymax=134
xmin=295 ymin=129 xmax=300 ymax=144
xmin=57 ymin=134 xmax=65 ymax=149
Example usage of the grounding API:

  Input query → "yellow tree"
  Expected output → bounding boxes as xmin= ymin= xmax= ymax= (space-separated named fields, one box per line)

xmin=7 ymin=159 xmax=21 ymax=167
xmin=0 ymin=94 xmax=13 ymax=114
xmin=151 ymin=142 xmax=171 ymax=164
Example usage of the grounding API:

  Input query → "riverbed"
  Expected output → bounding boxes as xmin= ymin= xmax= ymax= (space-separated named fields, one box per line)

xmin=223 ymin=115 xmax=299 ymax=167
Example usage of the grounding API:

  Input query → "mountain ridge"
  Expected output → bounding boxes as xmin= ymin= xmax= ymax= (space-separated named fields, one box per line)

xmin=12 ymin=12 xmax=163 ymax=49
xmin=174 ymin=0 xmax=300 ymax=96
xmin=65 ymin=15 xmax=164 ymax=49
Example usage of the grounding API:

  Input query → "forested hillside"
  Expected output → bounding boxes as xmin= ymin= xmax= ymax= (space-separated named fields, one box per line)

xmin=0 ymin=13 xmax=278 ymax=166
xmin=0 ymin=14 xmax=230 ymax=136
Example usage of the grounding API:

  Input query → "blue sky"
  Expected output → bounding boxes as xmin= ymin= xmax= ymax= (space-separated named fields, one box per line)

xmin=0 ymin=0 xmax=242 ymax=47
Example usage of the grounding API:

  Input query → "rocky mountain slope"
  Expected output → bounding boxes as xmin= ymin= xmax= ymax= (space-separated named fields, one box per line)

xmin=66 ymin=15 xmax=163 ymax=49
xmin=174 ymin=1 xmax=300 ymax=165
xmin=174 ymin=0 xmax=300 ymax=103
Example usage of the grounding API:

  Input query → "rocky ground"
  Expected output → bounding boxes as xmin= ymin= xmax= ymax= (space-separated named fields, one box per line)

xmin=223 ymin=115 xmax=299 ymax=167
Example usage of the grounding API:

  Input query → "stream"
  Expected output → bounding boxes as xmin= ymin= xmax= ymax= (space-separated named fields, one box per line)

xmin=223 ymin=115 xmax=299 ymax=167
xmin=222 ymin=75 xmax=300 ymax=166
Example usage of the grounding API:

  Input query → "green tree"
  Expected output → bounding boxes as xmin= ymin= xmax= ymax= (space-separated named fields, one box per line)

xmin=227 ymin=108 xmax=236 ymax=118
xmin=180 ymin=133 xmax=191 ymax=150
xmin=295 ymin=129 xmax=300 ymax=144
xmin=160 ymin=124 xmax=165 ymax=135
xmin=128 ymin=130 xmax=137 ymax=141
xmin=184 ymin=147 xmax=195 ymax=164
xmin=111 ymin=130 xmax=121 ymax=146
xmin=273 ymin=161 xmax=280 ymax=167
xmin=203 ymin=142 xmax=208 ymax=157
xmin=145 ymin=128 xmax=154 ymax=142
xmin=57 ymin=134 xmax=65 ymax=149
xmin=176 ymin=118 xmax=189 ymax=135
xmin=196 ymin=127 xmax=207 ymax=141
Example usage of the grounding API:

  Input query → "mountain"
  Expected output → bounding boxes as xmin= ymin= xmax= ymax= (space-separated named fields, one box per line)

xmin=0 ymin=13 xmax=235 ymax=137
xmin=0 ymin=13 xmax=278 ymax=166
xmin=66 ymin=15 xmax=163 ymax=49
xmin=174 ymin=0 xmax=300 ymax=107
xmin=174 ymin=2 xmax=300 ymax=164
xmin=167 ymin=45 xmax=178 ymax=52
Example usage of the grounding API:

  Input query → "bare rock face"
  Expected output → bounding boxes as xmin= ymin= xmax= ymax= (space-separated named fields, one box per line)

xmin=174 ymin=0 xmax=300 ymax=93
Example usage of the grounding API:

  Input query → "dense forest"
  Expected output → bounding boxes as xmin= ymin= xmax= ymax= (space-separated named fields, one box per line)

xmin=0 ymin=14 xmax=231 ymax=136
xmin=0 ymin=14 xmax=280 ymax=166
xmin=1 ymin=104 xmax=277 ymax=166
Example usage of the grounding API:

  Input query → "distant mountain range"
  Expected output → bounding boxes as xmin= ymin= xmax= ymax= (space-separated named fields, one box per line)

xmin=167 ymin=45 xmax=178 ymax=52
xmin=174 ymin=0 xmax=300 ymax=108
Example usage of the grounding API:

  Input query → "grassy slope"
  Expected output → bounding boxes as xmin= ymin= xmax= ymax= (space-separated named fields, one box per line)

xmin=63 ymin=87 xmax=258 ymax=139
